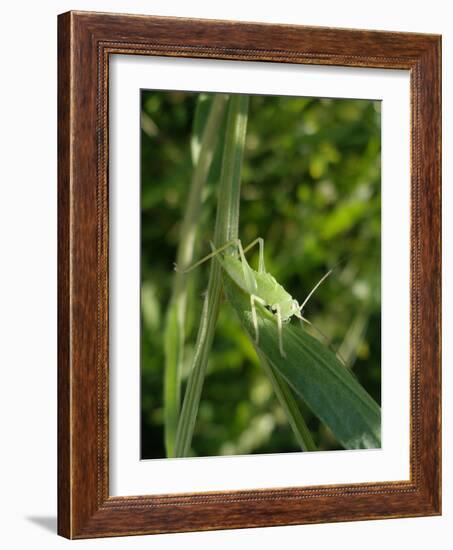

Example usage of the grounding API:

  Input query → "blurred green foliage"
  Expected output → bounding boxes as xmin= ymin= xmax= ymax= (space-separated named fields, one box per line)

xmin=141 ymin=91 xmax=381 ymax=458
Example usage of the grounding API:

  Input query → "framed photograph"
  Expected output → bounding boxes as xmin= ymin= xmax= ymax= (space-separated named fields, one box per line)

xmin=58 ymin=11 xmax=441 ymax=538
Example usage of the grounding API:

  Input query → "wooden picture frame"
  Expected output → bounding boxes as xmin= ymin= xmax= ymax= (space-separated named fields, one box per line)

xmin=58 ymin=10 xmax=441 ymax=539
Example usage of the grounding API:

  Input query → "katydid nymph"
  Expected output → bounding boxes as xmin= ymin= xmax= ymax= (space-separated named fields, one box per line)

xmin=180 ymin=238 xmax=334 ymax=358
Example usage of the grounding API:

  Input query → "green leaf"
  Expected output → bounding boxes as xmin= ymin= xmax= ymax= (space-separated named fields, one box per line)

xmin=223 ymin=276 xmax=381 ymax=450
xmin=256 ymin=349 xmax=317 ymax=452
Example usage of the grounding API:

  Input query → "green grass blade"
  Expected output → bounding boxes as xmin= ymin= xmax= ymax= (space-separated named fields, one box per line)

xmin=163 ymin=94 xmax=228 ymax=457
xmin=223 ymin=277 xmax=381 ymax=450
xmin=256 ymin=349 xmax=317 ymax=451
xmin=174 ymin=95 xmax=250 ymax=458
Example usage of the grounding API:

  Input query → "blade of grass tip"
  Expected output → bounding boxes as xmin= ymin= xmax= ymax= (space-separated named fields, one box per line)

xmin=163 ymin=94 xmax=228 ymax=458
xmin=256 ymin=349 xmax=317 ymax=452
xmin=174 ymin=95 xmax=249 ymax=458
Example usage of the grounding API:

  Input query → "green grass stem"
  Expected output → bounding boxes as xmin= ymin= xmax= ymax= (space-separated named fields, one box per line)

xmin=163 ymin=94 xmax=228 ymax=457
xmin=174 ymin=95 xmax=249 ymax=458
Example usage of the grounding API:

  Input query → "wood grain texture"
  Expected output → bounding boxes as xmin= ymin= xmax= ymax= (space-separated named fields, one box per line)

xmin=57 ymin=10 xmax=442 ymax=539
xmin=57 ymin=11 xmax=71 ymax=538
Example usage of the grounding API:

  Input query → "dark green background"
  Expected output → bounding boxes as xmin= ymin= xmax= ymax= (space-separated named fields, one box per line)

xmin=141 ymin=91 xmax=381 ymax=459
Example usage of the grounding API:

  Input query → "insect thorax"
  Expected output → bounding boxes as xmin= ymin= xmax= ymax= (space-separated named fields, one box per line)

xmin=220 ymin=253 xmax=299 ymax=321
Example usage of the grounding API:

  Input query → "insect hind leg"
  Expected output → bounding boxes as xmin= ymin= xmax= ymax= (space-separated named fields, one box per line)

xmin=250 ymin=294 xmax=267 ymax=345
xmin=179 ymin=239 xmax=239 ymax=273
xmin=242 ymin=237 xmax=265 ymax=273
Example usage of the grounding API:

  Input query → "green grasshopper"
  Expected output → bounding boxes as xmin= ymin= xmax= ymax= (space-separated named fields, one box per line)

xmin=181 ymin=238 xmax=333 ymax=358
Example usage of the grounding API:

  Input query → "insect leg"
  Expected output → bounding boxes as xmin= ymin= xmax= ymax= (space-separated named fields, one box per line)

xmin=250 ymin=294 xmax=267 ymax=344
xmin=178 ymin=239 xmax=239 ymax=273
xmin=242 ymin=237 xmax=265 ymax=273
xmin=237 ymin=240 xmax=259 ymax=292
xmin=274 ymin=304 xmax=287 ymax=358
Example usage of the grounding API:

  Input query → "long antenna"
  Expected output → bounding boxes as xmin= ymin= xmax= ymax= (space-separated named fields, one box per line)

xmin=299 ymin=268 xmax=333 ymax=312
